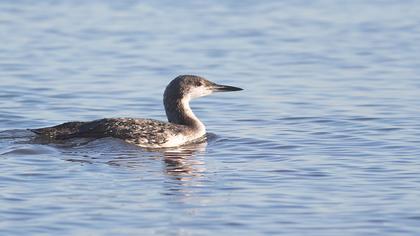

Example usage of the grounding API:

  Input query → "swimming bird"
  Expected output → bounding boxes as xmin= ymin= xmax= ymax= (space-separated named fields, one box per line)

xmin=30 ymin=75 xmax=243 ymax=148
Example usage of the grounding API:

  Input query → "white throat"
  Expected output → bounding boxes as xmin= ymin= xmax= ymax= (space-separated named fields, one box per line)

xmin=181 ymin=96 xmax=206 ymax=134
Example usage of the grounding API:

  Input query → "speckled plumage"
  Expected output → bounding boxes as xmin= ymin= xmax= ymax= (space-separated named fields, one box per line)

xmin=30 ymin=75 xmax=242 ymax=148
xmin=32 ymin=118 xmax=185 ymax=147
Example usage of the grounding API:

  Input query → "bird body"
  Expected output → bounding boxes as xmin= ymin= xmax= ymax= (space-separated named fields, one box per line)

xmin=30 ymin=75 xmax=242 ymax=148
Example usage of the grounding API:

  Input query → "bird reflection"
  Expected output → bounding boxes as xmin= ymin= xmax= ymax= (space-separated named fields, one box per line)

xmin=33 ymin=132 xmax=212 ymax=197
xmin=159 ymin=140 xmax=209 ymax=203
xmin=162 ymin=141 xmax=207 ymax=181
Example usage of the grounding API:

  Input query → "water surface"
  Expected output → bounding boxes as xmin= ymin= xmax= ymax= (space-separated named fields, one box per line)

xmin=1 ymin=1 xmax=420 ymax=235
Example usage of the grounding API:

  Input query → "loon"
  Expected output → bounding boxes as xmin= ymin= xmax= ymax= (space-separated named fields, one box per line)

xmin=30 ymin=75 xmax=243 ymax=148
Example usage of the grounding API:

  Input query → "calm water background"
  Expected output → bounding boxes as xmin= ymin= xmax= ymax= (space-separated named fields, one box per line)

xmin=1 ymin=0 xmax=420 ymax=235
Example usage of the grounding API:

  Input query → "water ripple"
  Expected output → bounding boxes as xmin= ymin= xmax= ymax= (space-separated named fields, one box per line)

xmin=1 ymin=0 xmax=420 ymax=235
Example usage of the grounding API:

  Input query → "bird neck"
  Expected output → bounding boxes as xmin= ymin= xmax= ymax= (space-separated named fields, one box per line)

xmin=164 ymin=95 xmax=205 ymax=132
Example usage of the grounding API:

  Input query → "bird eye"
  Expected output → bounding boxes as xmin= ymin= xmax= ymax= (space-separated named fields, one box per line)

xmin=195 ymin=81 xmax=203 ymax=87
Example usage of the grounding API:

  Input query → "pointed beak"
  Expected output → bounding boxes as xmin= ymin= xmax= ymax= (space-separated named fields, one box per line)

xmin=212 ymin=84 xmax=243 ymax=92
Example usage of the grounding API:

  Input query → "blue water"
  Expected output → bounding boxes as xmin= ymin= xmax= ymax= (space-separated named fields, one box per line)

xmin=1 ymin=1 xmax=420 ymax=235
